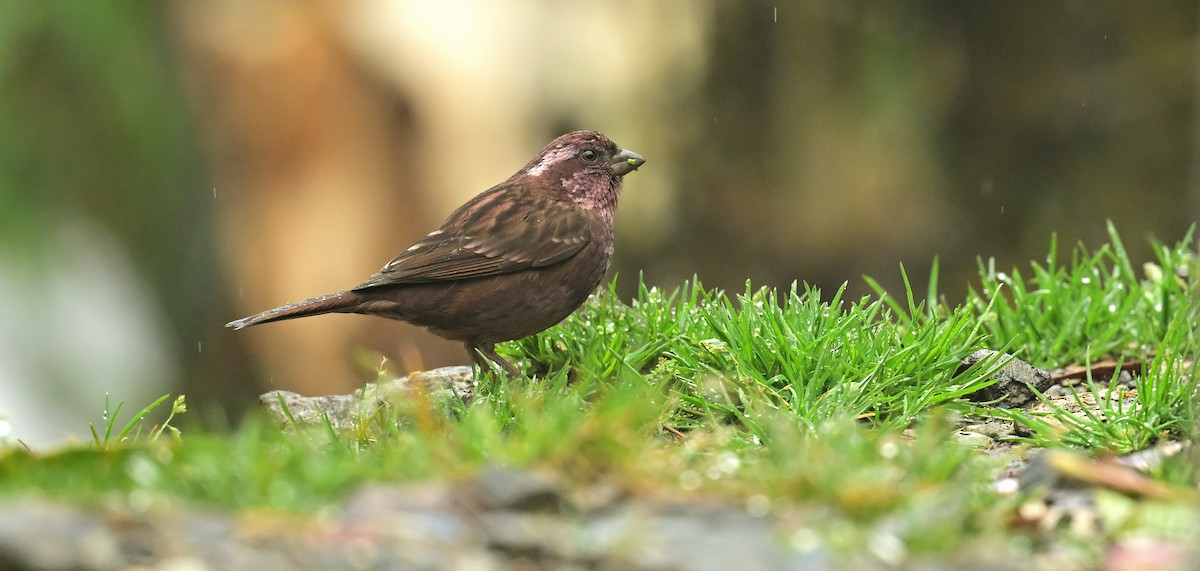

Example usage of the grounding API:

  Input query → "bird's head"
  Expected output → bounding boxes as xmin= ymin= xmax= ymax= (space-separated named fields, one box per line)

xmin=519 ymin=131 xmax=645 ymax=211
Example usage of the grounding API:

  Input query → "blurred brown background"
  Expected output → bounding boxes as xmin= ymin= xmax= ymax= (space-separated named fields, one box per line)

xmin=1 ymin=1 xmax=1196 ymax=444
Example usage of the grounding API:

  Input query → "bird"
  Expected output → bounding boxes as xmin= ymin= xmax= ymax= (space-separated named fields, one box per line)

xmin=226 ymin=130 xmax=645 ymax=376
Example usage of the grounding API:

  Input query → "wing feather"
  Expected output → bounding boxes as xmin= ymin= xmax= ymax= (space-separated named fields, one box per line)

xmin=353 ymin=188 xmax=590 ymax=290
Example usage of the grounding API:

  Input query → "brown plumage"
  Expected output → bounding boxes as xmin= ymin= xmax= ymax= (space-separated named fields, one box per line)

xmin=226 ymin=131 xmax=645 ymax=375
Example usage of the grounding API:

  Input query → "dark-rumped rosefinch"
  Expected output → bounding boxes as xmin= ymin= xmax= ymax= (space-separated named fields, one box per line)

xmin=227 ymin=131 xmax=645 ymax=376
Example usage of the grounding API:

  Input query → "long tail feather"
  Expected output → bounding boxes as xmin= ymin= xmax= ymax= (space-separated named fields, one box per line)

xmin=226 ymin=291 xmax=356 ymax=329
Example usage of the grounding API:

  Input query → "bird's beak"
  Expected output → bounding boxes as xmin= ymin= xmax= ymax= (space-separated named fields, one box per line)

xmin=609 ymin=149 xmax=646 ymax=176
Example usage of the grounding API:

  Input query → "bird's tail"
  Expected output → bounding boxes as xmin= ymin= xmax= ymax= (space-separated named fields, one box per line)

xmin=226 ymin=291 xmax=357 ymax=330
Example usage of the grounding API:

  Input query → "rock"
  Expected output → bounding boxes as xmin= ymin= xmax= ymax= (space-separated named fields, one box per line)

xmin=259 ymin=366 xmax=476 ymax=429
xmin=471 ymin=466 xmax=564 ymax=512
xmin=959 ymin=419 xmax=1015 ymax=441
xmin=259 ymin=390 xmax=362 ymax=430
xmin=0 ymin=501 xmax=122 ymax=570
xmin=958 ymin=350 xmax=1054 ymax=407
xmin=952 ymin=429 xmax=995 ymax=449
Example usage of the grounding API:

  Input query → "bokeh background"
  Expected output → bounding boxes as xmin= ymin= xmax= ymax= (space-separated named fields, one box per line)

xmin=2 ymin=1 xmax=1197 ymax=446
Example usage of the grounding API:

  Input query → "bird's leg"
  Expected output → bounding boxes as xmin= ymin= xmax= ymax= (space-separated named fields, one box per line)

xmin=467 ymin=341 xmax=521 ymax=377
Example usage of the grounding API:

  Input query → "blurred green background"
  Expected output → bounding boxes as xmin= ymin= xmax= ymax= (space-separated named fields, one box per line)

xmin=1 ymin=1 xmax=1196 ymax=445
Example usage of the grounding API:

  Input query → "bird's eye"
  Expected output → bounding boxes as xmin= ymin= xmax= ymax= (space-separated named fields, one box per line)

xmin=580 ymin=149 xmax=598 ymax=163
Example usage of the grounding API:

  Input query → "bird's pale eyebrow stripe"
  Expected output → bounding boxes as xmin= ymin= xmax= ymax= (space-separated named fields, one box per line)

xmin=527 ymin=146 xmax=575 ymax=176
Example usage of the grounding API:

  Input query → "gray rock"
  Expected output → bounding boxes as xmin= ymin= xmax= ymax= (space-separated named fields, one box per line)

xmin=471 ymin=466 xmax=564 ymax=512
xmin=958 ymin=350 xmax=1054 ymax=407
xmin=0 ymin=501 xmax=122 ymax=570
xmin=259 ymin=366 xmax=476 ymax=429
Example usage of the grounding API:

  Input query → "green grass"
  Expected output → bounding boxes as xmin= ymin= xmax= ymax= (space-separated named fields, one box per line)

xmin=0 ymin=223 xmax=1197 ymax=563
xmin=512 ymin=277 xmax=1006 ymax=435
xmin=966 ymin=221 xmax=1196 ymax=367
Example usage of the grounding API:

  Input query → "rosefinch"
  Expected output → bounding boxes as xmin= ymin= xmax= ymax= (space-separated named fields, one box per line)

xmin=227 ymin=131 xmax=644 ymax=376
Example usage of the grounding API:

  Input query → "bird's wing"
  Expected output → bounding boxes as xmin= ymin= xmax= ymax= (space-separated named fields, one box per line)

xmin=352 ymin=191 xmax=591 ymax=290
